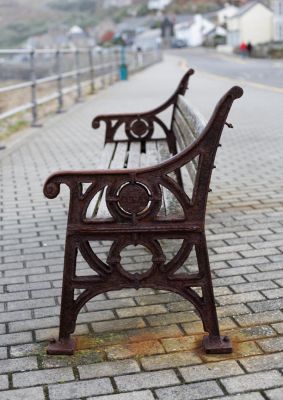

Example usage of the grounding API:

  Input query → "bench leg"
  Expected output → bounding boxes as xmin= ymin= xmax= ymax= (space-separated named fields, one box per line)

xmin=46 ymin=234 xmax=231 ymax=355
xmin=47 ymin=238 xmax=76 ymax=355
xmin=196 ymin=235 xmax=232 ymax=354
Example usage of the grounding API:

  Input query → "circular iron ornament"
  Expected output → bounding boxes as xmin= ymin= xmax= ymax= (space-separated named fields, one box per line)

xmin=106 ymin=180 xmax=162 ymax=221
xmin=118 ymin=182 xmax=150 ymax=215
xmin=125 ymin=118 xmax=154 ymax=140
xmin=131 ymin=120 xmax=147 ymax=136
xmin=108 ymin=238 xmax=166 ymax=284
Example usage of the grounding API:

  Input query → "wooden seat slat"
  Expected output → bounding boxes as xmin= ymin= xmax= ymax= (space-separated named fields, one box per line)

xmin=139 ymin=141 xmax=157 ymax=167
xmin=138 ymin=141 xmax=166 ymax=216
xmin=109 ymin=142 xmax=128 ymax=169
xmin=127 ymin=142 xmax=141 ymax=168
xmin=95 ymin=142 xmax=128 ymax=218
xmin=86 ymin=143 xmax=116 ymax=219
xmin=97 ymin=142 xmax=117 ymax=169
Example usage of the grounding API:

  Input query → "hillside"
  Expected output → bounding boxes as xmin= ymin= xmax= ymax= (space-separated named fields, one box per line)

xmin=0 ymin=0 xmax=226 ymax=48
xmin=0 ymin=0 xmax=108 ymax=47
xmin=0 ymin=0 xmax=56 ymax=28
xmin=0 ymin=0 xmax=65 ymax=47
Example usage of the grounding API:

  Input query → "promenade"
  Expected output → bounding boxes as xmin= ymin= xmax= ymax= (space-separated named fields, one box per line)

xmin=0 ymin=55 xmax=283 ymax=400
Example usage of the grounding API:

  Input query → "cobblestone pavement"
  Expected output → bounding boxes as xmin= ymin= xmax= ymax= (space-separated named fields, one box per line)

xmin=0 ymin=55 xmax=283 ymax=400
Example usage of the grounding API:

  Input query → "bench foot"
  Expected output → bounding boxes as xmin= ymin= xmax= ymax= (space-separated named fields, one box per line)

xmin=203 ymin=335 xmax=232 ymax=354
xmin=47 ymin=338 xmax=75 ymax=355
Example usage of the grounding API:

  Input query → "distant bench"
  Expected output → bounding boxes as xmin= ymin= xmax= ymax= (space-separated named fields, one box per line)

xmin=44 ymin=69 xmax=243 ymax=355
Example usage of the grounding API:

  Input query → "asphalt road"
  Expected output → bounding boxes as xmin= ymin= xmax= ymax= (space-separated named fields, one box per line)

xmin=168 ymin=47 xmax=283 ymax=90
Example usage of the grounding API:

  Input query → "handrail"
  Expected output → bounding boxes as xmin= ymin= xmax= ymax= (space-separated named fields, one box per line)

xmin=0 ymin=81 xmax=32 ymax=94
xmin=0 ymin=47 xmax=96 ymax=55
xmin=0 ymin=47 xmax=162 ymax=125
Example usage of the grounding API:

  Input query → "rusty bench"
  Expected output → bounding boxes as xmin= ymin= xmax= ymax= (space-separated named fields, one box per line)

xmin=44 ymin=69 xmax=243 ymax=355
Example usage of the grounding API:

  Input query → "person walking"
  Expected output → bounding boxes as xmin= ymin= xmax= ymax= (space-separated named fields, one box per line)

xmin=247 ymin=42 xmax=253 ymax=57
xmin=240 ymin=41 xmax=248 ymax=57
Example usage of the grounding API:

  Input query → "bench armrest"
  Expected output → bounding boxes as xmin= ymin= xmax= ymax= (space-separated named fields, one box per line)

xmin=44 ymin=166 xmax=166 ymax=225
xmin=92 ymin=69 xmax=194 ymax=144
xmin=44 ymin=84 xmax=243 ymax=225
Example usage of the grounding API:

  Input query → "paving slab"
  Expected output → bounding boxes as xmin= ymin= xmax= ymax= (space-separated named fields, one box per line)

xmin=0 ymin=54 xmax=283 ymax=399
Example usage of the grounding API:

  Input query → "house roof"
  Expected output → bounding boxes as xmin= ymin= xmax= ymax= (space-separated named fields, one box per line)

xmin=69 ymin=25 xmax=85 ymax=36
xmin=204 ymin=26 xmax=227 ymax=37
xmin=117 ymin=16 xmax=153 ymax=31
xmin=229 ymin=1 xmax=272 ymax=19
xmin=204 ymin=4 xmax=238 ymax=21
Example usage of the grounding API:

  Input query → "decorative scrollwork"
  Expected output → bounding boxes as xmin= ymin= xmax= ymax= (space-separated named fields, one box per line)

xmin=79 ymin=241 xmax=112 ymax=276
xmin=44 ymin=182 xmax=60 ymax=199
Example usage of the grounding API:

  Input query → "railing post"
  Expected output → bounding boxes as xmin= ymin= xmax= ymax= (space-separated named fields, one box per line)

xmin=99 ymin=50 xmax=105 ymax=88
xmin=136 ymin=50 xmax=139 ymax=72
xmin=142 ymin=50 xmax=150 ymax=68
xmin=30 ymin=49 xmax=38 ymax=126
xmin=105 ymin=49 xmax=109 ymax=84
xmin=88 ymin=46 xmax=95 ymax=94
xmin=0 ymin=46 xmax=161 ymax=128
xmin=110 ymin=48 xmax=115 ymax=84
xmin=106 ymin=49 xmax=110 ymax=85
xmin=75 ymin=48 xmax=82 ymax=101
xmin=137 ymin=48 xmax=143 ymax=70
xmin=109 ymin=50 xmax=111 ymax=84
xmin=56 ymin=49 xmax=63 ymax=112
xmin=115 ymin=48 xmax=119 ymax=80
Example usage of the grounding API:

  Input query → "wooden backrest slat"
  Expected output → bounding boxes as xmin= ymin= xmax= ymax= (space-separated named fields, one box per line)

xmin=173 ymin=108 xmax=196 ymax=148
xmin=176 ymin=95 xmax=206 ymax=139
xmin=171 ymin=95 xmax=207 ymax=185
xmin=172 ymin=119 xmax=197 ymax=182
xmin=155 ymin=140 xmax=179 ymax=216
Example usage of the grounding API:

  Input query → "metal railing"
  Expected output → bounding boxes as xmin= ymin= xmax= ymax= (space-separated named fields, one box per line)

xmin=0 ymin=47 xmax=162 ymax=126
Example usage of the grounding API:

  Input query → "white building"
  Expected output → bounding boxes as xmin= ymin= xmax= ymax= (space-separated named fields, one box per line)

xmin=216 ymin=3 xmax=239 ymax=25
xmin=175 ymin=15 xmax=215 ymax=47
xmin=135 ymin=28 xmax=161 ymax=50
xmin=227 ymin=1 xmax=273 ymax=46
xmin=148 ymin=0 xmax=171 ymax=11
xmin=272 ymin=0 xmax=283 ymax=41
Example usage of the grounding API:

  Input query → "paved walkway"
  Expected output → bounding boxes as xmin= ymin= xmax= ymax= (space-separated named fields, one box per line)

xmin=0 ymin=55 xmax=283 ymax=400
